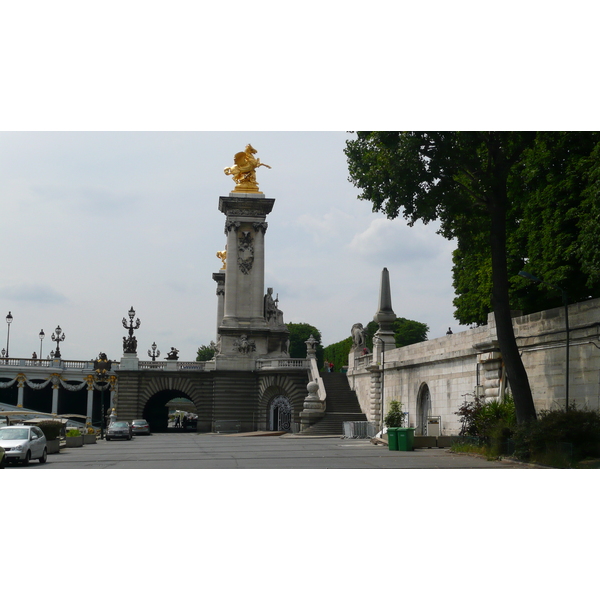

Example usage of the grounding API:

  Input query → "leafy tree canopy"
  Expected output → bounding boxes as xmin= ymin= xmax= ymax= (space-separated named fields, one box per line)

xmin=286 ymin=322 xmax=324 ymax=369
xmin=196 ymin=344 xmax=215 ymax=362
xmin=451 ymin=132 xmax=600 ymax=324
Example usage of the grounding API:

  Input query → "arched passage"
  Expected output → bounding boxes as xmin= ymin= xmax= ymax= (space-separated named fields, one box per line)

xmin=143 ymin=389 xmax=196 ymax=433
xmin=416 ymin=383 xmax=431 ymax=435
xmin=257 ymin=373 xmax=308 ymax=432
xmin=269 ymin=395 xmax=293 ymax=431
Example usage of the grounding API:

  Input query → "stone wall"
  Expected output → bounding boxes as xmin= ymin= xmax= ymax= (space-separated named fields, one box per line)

xmin=347 ymin=298 xmax=600 ymax=435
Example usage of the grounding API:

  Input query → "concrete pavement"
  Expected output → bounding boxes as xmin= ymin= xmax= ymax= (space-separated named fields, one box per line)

xmin=28 ymin=432 xmax=543 ymax=469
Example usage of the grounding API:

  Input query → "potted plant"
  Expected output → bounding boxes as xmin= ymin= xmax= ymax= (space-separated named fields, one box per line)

xmin=37 ymin=419 xmax=62 ymax=454
xmin=65 ymin=428 xmax=83 ymax=447
xmin=83 ymin=424 xmax=97 ymax=445
xmin=384 ymin=400 xmax=413 ymax=451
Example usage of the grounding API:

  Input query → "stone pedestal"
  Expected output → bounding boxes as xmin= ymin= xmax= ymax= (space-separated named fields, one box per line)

xmin=300 ymin=380 xmax=324 ymax=431
xmin=119 ymin=354 xmax=139 ymax=370
xmin=215 ymin=194 xmax=289 ymax=369
xmin=219 ymin=194 xmax=274 ymax=329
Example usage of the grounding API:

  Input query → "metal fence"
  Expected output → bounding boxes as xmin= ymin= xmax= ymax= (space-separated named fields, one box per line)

xmin=343 ymin=421 xmax=378 ymax=439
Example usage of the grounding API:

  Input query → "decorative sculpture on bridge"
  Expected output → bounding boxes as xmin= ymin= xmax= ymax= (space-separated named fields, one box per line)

xmin=233 ymin=334 xmax=256 ymax=354
xmin=216 ymin=246 xmax=227 ymax=270
xmin=224 ymin=144 xmax=271 ymax=194
xmin=166 ymin=347 xmax=180 ymax=360
xmin=122 ymin=306 xmax=141 ymax=354
xmin=351 ymin=323 xmax=366 ymax=349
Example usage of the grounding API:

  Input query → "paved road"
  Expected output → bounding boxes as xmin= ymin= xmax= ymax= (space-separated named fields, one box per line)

xmin=17 ymin=433 xmax=538 ymax=469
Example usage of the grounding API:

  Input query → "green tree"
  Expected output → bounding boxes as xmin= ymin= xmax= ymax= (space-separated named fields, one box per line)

xmin=323 ymin=337 xmax=352 ymax=372
xmin=452 ymin=132 xmax=600 ymax=325
xmin=346 ymin=132 xmax=543 ymax=423
xmin=196 ymin=343 xmax=215 ymax=361
xmin=286 ymin=322 xmax=324 ymax=369
xmin=392 ymin=317 xmax=429 ymax=347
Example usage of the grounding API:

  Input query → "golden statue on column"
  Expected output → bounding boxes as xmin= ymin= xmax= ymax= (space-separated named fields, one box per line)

xmin=224 ymin=144 xmax=271 ymax=194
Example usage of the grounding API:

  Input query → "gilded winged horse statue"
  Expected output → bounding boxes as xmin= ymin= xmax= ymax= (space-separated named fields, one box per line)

xmin=224 ymin=144 xmax=271 ymax=194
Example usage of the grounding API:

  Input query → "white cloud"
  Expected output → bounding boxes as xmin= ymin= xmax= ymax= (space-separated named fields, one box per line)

xmin=349 ymin=217 xmax=451 ymax=265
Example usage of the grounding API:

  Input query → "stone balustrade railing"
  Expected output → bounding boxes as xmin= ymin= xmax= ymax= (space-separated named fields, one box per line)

xmin=0 ymin=357 xmax=120 ymax=371
xmin=255 ymin=358 xmax=309 ymax=370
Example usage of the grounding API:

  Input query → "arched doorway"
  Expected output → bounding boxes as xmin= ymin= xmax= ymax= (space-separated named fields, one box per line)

xmin=143 ymin=390 xmax=197 ymax=433
xmin=269 ymin=395 xmax=292 ymax=431
xmin=417 ymin=384 xmax=431 ymax=435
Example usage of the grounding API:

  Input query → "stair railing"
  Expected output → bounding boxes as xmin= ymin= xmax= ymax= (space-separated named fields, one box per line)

xmin=299 ymin=356 xmax=327 ymax=432
xmin=309 ymin=356 xmax=326 ymax=409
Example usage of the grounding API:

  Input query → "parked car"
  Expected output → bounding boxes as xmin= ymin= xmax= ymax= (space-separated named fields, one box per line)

xmin=0 ymin=425 xmax=47 ymax=465
xmin=106 ymin=421 xmax=132 ymax=441
xmin=131 ymin=419 xmax=150 ymax=435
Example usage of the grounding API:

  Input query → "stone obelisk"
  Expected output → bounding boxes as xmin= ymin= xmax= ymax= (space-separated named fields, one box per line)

xmin=373 ymin=267 xmax=397 ymax=353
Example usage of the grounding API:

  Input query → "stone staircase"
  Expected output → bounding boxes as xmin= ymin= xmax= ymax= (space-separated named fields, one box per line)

xmin=300 ymin=372 xmax=367 ymax=435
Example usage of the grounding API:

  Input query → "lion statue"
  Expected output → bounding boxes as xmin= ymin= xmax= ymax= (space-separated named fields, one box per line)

xmin=351 ymin=323 xmax=366 ymax=348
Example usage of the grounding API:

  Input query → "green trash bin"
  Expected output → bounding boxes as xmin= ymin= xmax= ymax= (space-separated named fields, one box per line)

xmin=397 ymin=428 xmax=415 ymax=451
xmin=387 ymin=427 xmax=400 ymax=451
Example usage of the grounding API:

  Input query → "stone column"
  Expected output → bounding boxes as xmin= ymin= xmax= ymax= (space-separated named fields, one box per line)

xmin=86 ymin=377 xmax=94 ymax=419
xmin=222 ymin=219 xmax=241 ymax=326
xmin=251 ymin=222 xmax=268 ymax=325
xmin=51 ymin=383 xmax=59 ymax=414
xmin=212 ymin=271 xmax=225 ymax=334
xmin=367 ymin=365 xmax=382 ymax=426
xmin=16 ymin=374 xmax=25 ymax=408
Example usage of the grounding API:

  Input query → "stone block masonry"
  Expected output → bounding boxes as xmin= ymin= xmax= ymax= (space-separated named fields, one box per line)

xmin=347 ymin=298 xmax=600 ymax=435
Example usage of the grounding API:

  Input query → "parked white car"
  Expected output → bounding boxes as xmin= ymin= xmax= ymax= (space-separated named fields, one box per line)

xmin=0 ymin=425 xmax=48 ymax=465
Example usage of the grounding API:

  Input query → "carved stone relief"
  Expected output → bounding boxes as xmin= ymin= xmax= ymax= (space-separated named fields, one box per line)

xmin=238 ymin=230 xmax=254 ymax=274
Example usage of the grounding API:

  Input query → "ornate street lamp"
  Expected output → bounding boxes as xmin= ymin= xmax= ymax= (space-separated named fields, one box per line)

xmin=51 ymin=325 xmax=65 ymax=359
xmin=519 ymin=270 xmax=570 ymax=410
xmin=122 ymin=306 xmax=141 ymax=354
xmin=148 ymin=341 xmax=160 ymax=362
xmin=93 ymin=352 xmax=113 ymax=440
xmin=6 ymin=311 xmax=13 ymax=358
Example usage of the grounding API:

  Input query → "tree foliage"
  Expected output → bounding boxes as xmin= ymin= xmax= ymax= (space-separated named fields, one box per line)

xmin=345 ymin=132 xmax=550 ymax=423
xmin=286 ymin=322 xmax=324 ymax=369
xmin=196 ymin=344 xmax=215 ymax=362
xmin=452 ymin=132 xmax=600 ymax=325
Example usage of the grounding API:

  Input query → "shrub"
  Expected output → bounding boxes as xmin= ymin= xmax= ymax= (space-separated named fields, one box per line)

xmin=66 ymin=428 xmax=81 ymax=437
xmin=384 ymin=400 xmax=405 ymax=428
xmin=513 ymin=406 xmax=600 ymax=465
xmin=37 ymin=420 xmax=63 ymax=441
xmin=476 ymin=395 xmax=516 ymax=441
xmin=455 ymin=394 xmax=516 ymax=441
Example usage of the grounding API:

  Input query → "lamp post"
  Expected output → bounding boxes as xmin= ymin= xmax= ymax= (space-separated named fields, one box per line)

xmin=6 ymin=311 xmax=13 ymax=358
xmin=122 ymin=306 xmax=141 ymax=354
xmin=51 ymin=325 xmax=65 ymax=359
xmin=374 ymin=334 xmax=385 ymax=431
xmin=39 ymin=329 xmax=45 ymax=359
xmin=519 ymin=270 xmax=570 ymax=410
xmin=93 ymin=353 xmax=113 ymax=440
xmin=148 ymin=341 xmax=160 ymax=362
